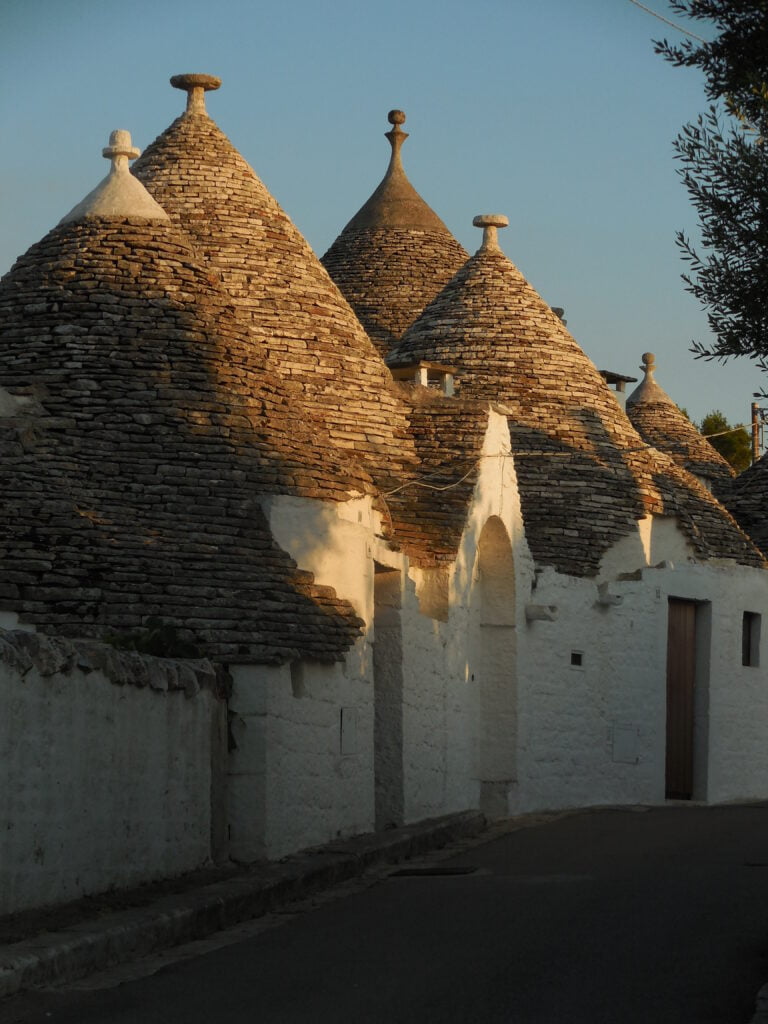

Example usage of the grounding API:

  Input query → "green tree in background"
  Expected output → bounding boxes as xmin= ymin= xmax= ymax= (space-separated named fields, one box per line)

xmin=655 ymin=2 xmax=768 ymax=368
xmin=699 ymin=408 xmax=752 ymax=471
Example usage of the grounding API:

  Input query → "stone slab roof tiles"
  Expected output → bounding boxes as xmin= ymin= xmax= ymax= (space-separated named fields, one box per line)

xmin=388 ymin=216 xmax=764 ymax=576
xmin=722 ymin=453 xmax=768 ymax=558
xmin=131 ymin=77 xmax=417 ymax=496
xmin=321 ymin=110 xmax=468 ymax=356
xmin=650 ymin=452 xmax=764 ymax=567
xmin=0 ymin=138 xmax=369 ymax=662
xmin=386 ymin=388 xmax=490 ymax=567
xmin=626 ymin=352 xmax=734 ymax=495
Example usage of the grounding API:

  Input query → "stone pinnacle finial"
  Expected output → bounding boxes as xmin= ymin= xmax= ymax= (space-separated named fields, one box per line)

xmin=385 ymin=109 xmax=409 ymax=165
xmin=641 ymin=352 xmax=656 ymax=379
xmin=58 ymin=129 xmax=169 ymax=225
xmin=473 ymin=213 xmax=509 ymax=252
xmin=170 ymin=73 xmax=222 ymax=115
xmin=102 ymin=129 xmax=140 ymax=170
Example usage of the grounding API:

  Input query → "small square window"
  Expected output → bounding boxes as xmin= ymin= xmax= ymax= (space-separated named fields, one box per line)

xmin=570 ymin=651 xmax=584 ymax=668
xmin=742 ymin=612 xmax=761 ymax=667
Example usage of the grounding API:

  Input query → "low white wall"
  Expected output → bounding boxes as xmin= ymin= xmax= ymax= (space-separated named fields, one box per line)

xmin=228 ymin=654 xmax=374 ymax=861
xmin=0 ymin=630 xmax=227 ymax=915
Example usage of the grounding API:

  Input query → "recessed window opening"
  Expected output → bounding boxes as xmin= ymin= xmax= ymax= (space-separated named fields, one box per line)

xmin=290 ymin=661 xmax=305 ymax=699
xmin=570 ymin=650 xmax=584 ymax=668
xmin=742 ymin=612 xmax=761 ymax=667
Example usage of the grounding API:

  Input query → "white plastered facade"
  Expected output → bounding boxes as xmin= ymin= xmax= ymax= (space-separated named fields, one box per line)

xmin=228 ymin=407 xmax=768 ymax=862
xmin=4 ymin=403 xmax=768 ymax=908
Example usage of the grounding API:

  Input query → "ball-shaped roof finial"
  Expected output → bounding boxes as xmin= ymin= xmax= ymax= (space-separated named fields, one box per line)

xmin=388 ymin=109 xmax=406 ymax=127
xmin=641 ymin=352 xmax=656 ymax=376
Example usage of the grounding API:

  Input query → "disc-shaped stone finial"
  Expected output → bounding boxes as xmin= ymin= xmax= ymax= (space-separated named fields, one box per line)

xmin=473 ymin=214 xmax=509 ymax=229
xmin=170 ymin=73 xmax=222 ymax=114
xmin=170 ymin=73 xmax=222 ymax=92
xmin=473 ymin=213 xmax=509 ymax=251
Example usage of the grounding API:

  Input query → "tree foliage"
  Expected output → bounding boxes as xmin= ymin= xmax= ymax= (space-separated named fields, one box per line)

xmin=654 ymin=1 xmax=768 ymax=367
xmin=655 ymin=1 xmax=768 ymax=125
xmin=673 ymin=108 xmax=768 ymax=364
xmin=699 ymin=408 xmax=752 ymax=471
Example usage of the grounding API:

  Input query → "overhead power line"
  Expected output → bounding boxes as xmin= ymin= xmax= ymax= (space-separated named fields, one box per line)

xmin=626 ymin=0 xmax=708 ymax=43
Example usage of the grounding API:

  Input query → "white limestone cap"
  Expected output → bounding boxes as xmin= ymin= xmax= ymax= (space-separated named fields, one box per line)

xmin=59 ymin=130 xmax=170 ymax=225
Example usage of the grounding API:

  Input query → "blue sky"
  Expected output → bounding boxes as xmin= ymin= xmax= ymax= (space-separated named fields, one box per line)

xmin=1 ymin=0 xmax=764 ymax=435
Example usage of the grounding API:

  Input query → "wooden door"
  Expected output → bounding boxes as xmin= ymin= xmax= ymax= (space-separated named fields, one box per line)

xmin=665 ymin=599 xmax=697 ymax=799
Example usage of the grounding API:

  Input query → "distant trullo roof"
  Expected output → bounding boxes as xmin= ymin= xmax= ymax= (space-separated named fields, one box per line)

xmin=321 ymin=110 xmax=468 ymax=357
xmin=626 ymin=352 xmax=734 ymax=494
xmin=132 ymin=76 xmax=417 ymax=496
xmin=0 ymin=131 xmax=367 ymax=663
xmin=388 ymin=215 xmax=763 ymax=576
xmin=722 ymin=452 xmax=768 ymax=558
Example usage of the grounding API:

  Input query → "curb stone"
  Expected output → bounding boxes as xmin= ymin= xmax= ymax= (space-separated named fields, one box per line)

xmin=0 ymin=810 xmax=485 ymax=1000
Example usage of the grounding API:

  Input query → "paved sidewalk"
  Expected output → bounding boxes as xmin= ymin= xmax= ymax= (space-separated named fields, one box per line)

xmin=0 ymin=810 xmax=485 ymax=1000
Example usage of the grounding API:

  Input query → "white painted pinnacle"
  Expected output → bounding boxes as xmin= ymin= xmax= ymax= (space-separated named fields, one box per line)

xmin=473 ymin=213 xmax=509 ymax=252
xmin=59 ymin=130 xmax=169 ymax=225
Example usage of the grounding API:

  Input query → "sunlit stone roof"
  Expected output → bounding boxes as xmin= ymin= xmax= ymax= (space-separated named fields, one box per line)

xmin=388 ymin=216 xmax=763 ymax=576
xmin=0 ymin=133 xmax=368 ymax=663
xmin=321 ymin=110 xmax=468 ymax=356
xmin=626 ymin=352 xmax=734 ymax=494
xmin=132 ymin=76 xmax=417 ymax=496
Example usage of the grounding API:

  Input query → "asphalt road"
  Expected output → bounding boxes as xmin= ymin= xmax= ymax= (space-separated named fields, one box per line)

xmin=5 ymin=804 xmax=768 ymax=1023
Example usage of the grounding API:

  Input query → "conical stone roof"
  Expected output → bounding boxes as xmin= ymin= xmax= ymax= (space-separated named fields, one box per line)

xmin=626 ymin=352 xmax=734 ymax=495
xmin=389 ymin=216 xmax=763 ymax=576
xmin=132 ymin=76 xmax=416 ymax=494
xmin=0 ymin=133 xmax=368 ymax=663
xmin=722 ymin=453 xmax=768 ymax=557
xmin=321 ymin=110 xmax=468 ymax=357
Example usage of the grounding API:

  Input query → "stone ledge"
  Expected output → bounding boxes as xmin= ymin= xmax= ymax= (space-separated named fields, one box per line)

xmin=0 ymin=628 xmax=228 ymax=699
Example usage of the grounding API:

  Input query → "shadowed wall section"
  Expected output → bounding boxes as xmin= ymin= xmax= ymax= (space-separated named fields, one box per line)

xmin=475 ymin=516 xmax=517 ymax=817
xmin=374 ymin=565 xmax=404 ymax=830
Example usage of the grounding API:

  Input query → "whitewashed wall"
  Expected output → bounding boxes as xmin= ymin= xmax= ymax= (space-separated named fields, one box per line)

xmin=227 ymin=656 xmax=374 ymax=862
xmin=0 ymin=630 xmax=227 ymax=915
xmin=247 ymin=444 xmax=768 ymax=863
xmin=513 ymin=518 xmax=768 ymax=813
xmin=258 ymin=411 xmax=527 ymax=843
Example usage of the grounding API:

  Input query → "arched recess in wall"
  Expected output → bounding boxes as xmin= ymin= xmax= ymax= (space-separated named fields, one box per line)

xmin=473 ymin=515 xmax=517 ymax=817
xmin=373 ymin=563 xmax=404 ymax=830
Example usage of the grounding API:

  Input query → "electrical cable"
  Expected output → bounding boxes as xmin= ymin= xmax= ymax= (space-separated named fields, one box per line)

xmin=625 ymin=0 xmax=708 ymax=43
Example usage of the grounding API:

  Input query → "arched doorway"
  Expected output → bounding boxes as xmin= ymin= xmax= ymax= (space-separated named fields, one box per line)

xmin=373 ymin=563 xmax=404 ymax=830
xmin=473 ymin=517 xmax=517 ymax=817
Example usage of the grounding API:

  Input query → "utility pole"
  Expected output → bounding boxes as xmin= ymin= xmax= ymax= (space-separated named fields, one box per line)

xmin=751 ymin=402 xmax=760 ymax=464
